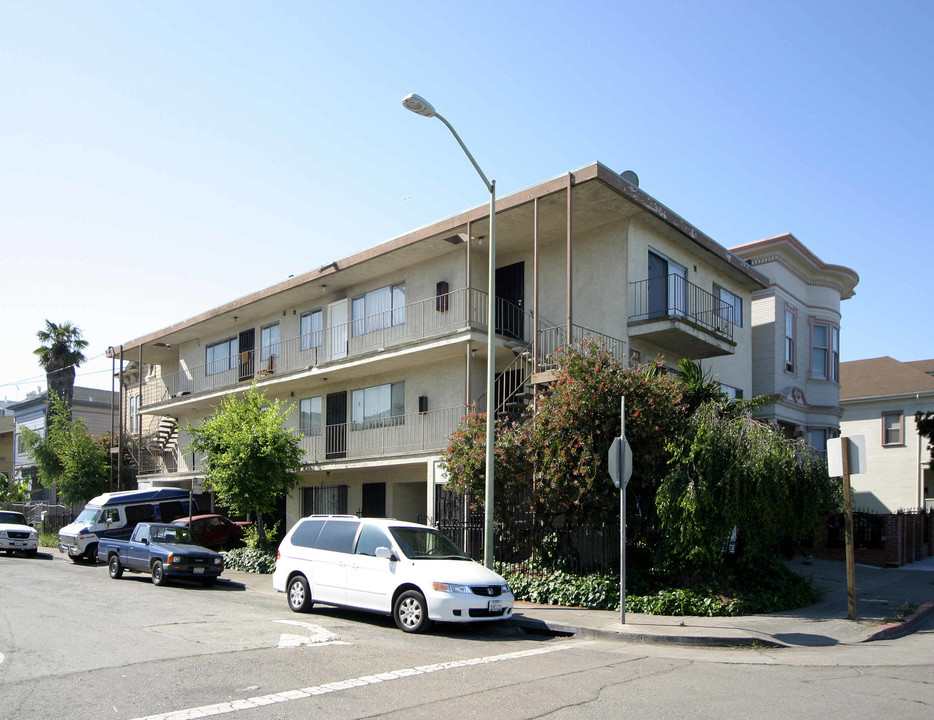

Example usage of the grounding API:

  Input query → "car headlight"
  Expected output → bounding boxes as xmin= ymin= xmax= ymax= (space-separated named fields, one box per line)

xmin=0 ymin=531 xmax=7 ymax=539
xmin=167 ymin=554 xmax=181 ymax=564
xmin=433 ymin=582 xmax=472 ymax=594
xmin=213 ymin=558 xmax=223 ymax=566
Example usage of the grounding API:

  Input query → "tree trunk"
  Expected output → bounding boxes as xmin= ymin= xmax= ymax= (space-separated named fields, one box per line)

xmin=255 ymin=508 xmax=267 ymax=549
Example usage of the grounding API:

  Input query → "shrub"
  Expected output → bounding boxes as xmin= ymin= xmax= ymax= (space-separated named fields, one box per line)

xmin=501 ymin=556 xmax=819 ymax=616
xmin=222 ymin=547 xmax=277 ymax=574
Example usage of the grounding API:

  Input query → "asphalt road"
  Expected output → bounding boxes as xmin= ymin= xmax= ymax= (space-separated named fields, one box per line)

xmin=2 ymin=551 xmax=933 ymax=720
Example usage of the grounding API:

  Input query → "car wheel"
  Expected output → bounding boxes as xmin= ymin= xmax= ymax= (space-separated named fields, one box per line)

xmin=393 ymin=590 xmax=431 ymax=633
xmin=3 ymin=549 xmax=13 ymax=555
xmin=69 ymin=554 xmax=82 ymax=563
xmin=108 ymin=555 xmax=123 ymax=579
xmin=201 ymin=577 xmax=217 ymax=588
xmin=84 ymin=543 xmax=98 ymax=564
xmin=151 ymin=560 xmax=167 ymax=586
xmin=287 ymin=575 xmax=313 ymax=613
xmin=24 ymin=549 xmax=37 ymax=558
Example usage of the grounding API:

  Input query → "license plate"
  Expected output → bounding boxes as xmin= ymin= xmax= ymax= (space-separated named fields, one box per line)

xmin=488 ymin=600 xmax=503 ymax=612
xmin=193 ymin=567 xmax=204 ymax=574
xmin=13 ymin=541 xmax=23 ymax=547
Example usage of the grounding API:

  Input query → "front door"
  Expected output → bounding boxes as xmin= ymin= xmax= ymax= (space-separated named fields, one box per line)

xmin=362 ymin=483 xmax=386 ymax=518
xmin=325 ymin=391 xmax=347 ymax=460
xmin=327 ymin=299 xmax=349 ymax=361
xmin=495 ymin=261 xmax=524 ymax=340
xmin=238 ymin=329 xmax=255 ymax=382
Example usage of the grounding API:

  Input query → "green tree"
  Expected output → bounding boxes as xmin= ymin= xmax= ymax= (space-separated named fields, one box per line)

xmin=0 ymin=477 xmax=29 ymax=503
xmin=19 ymin=391 xmax=110 ymax=504
xmin=657 ymin=402 xmax=840 ymax=574
xmin=33 ymin=320 xmax=88 ymax=412
xmin=916 ymin=412 xmax=934 ymax=462
xmin=186 ymin=385 xmax=303 ymax=549
xmin=442 ymin=340 xmax=687 ymax=527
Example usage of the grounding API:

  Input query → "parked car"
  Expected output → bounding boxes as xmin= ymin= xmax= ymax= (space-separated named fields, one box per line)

xmin=0 ymin=510 xmax=39 ymax=557
xmin=98 ymin=522 xmax=224 ymax=587
xmin=272 ymin=515 xmax=514 ymax=633
xmin=173 ymin=514 xmax=250 ymax=550
xmin=58 ymin=487 xmax=196 ymax=563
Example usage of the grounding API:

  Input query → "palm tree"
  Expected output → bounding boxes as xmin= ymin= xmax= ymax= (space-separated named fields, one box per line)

xmin=34 ymin=320 xmax=88 ymax=412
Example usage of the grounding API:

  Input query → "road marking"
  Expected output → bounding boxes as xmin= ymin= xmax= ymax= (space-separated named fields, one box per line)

xmin=274 ymin=619 xmax=350 ymax=648
xmin=130 ymin=644 xmax=573 ymax=720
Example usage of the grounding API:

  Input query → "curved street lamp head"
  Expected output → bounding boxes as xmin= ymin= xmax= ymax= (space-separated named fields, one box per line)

xmin=402 ymin=93 xmax=436 ymax=118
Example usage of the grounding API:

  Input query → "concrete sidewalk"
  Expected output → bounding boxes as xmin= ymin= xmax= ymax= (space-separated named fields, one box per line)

xmin=511 ymin=556 xmax=934 ymax=648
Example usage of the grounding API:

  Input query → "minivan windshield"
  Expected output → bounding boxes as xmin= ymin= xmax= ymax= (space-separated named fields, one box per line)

xmin=389 ymin=527 xmax=471 ymax=561
xmin=75 ymin=508 xmax=101 ymax=524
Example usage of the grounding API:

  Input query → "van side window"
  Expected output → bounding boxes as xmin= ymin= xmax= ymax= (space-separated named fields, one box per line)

xmin=291 ymin=519 xmax=326 ymax=548
xmin=125 ymin=504 xmax=155 ymax=526
xmin=157 ymin=501 xmax=185 ymax=522
xmin=355 ymin=525 xmax=391 ymax=556
xmin=315 ymin=520 xmax=360 ymax=553
xmin=101 ymin=508 xmax=119 ymax=524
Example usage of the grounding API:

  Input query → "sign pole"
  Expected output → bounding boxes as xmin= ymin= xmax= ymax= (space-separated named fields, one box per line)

xmin=841 ymin=437 xmax=857 ymax=620
xmin=620 ymin=396 xmax=626 ymax=625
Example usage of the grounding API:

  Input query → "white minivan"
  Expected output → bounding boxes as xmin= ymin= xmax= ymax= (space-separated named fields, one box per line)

xmin=272 ymin=515 xmax=514 ymax=633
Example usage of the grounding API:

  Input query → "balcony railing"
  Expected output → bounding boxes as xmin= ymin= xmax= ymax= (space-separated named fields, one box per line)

xmin=135 ymin=406 xmax=470 ymax=476
xmin=628 ymin=274 xmax=734 ymax=341
xmin=537 ymin=322 xmax=628 ymax=368
xmin=139 ymin=288 xmax=493 ymax=408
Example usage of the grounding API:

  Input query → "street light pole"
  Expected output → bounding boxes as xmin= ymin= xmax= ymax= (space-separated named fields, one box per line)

xmin=402 ymin=93 xmax=497 ymax=569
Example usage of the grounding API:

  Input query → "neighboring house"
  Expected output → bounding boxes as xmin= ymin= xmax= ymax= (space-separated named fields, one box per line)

xmin=728 ymin=233 xmax=859 ymax=454
xmin=9 ymin=387 xmax=118 ymax=502
xmin=0 ymin=415 xmax=14 ymax=481
xmin=109 ymin=162 xmax=771 ymax=532
xmin=839 ymin=357 xmax=934 ymax=513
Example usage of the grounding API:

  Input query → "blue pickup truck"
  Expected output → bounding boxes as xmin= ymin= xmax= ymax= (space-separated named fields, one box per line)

xmin=98 ymin=522 xmax=224 ymax=587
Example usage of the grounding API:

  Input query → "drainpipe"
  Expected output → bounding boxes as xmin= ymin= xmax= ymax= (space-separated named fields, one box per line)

xmin=918 ymin=393 xmax=924 ymax=510
xmin=566 ymin=173 xmax=573 ymax=340
xmin=118 ymin=345 xmax=124 ymax=490
xmin=533 ymin=197 xmax=539 ymax=375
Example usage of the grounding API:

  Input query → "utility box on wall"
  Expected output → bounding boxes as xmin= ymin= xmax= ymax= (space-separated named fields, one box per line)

xmin=418 ymin=396 xmax=428 ymax=413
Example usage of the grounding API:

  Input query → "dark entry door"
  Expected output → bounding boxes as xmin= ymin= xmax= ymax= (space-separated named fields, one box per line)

xmin=647 ymin=252 xmax=668 ymax=319
xmin=361 ymin=482 xmax=386 ymax=518
xmin=238 ymin=329 xmax=255 ymax=382
xmin=325 ymin=391 xmax=347 ymax=460
xmin=495 ymin=261 xmax=524 ymax=340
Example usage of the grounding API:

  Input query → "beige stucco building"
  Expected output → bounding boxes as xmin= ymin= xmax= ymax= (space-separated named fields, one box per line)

xmin=840 ymin=357 xmax=934 ymax=513
xmin=111 ymin=162 xmax=768 ymax=532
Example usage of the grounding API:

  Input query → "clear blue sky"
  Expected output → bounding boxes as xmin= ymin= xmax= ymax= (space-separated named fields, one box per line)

xmin=2 ymin=0 xmax=931 ymax=401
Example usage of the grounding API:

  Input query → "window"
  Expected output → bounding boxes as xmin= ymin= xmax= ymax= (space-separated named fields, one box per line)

xmin=355 ymin=524 xmax=392 ymax=556
xmin=291 ymin=518 xmax=326 ymax=548
xmin=206 ymin=337 xmax=238 ymax=376
xmin=784 ymin=307 xmax=796 ymax=373
xmin=714 ymin=284 xmax=743 ymax=327
xmin=811 ymin=321 xmax=839 ymax=381
xmin=129 ymin=394 xmax=140 ymax=433
xmin=882 ymin=412 xmax=904 ymax=446
xmin=261 ymin=323 xmax=280 ymax=362
xmin=315 ymin=519 xmax=360 ymax=553
xmin=808 ymin=428 xmax=828 ymax=456
xmin=302 ymin=485 xmax=349 ymax=516
xmin=300 ymin=309 xmax=322 ymax=350
xmin=352 ymin=382 xmax=405 ymax=429
xmin=719 ymin=384 xmax=744 ymax=401
xmin=300 ymin=397 xmax=323 ymax=436
xmin=352 ymin=282 xmax=406 ymax=336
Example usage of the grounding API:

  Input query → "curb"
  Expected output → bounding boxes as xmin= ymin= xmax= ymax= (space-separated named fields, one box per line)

xmin=863 ymin=601 xmax=934 ymax=642
xmin=510 ymin=616 xmax=787 ymax=649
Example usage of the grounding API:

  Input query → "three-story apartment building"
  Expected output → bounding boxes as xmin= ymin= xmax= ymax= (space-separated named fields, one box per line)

xmin=111 ymin=162 xmax=767 ymax=530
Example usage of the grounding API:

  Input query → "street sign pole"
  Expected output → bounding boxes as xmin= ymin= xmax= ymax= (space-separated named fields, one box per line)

xmin=619 ymin=397 xmax=626 ymax=625
xmin=608 ymin=397 xmax=632 ymax=625
xmin=841 ymin=437 xmax=857 ymax=620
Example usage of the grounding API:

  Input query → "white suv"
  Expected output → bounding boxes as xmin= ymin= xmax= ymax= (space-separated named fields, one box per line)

xmin=272 ymin=515 xmax=514 ymax=633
